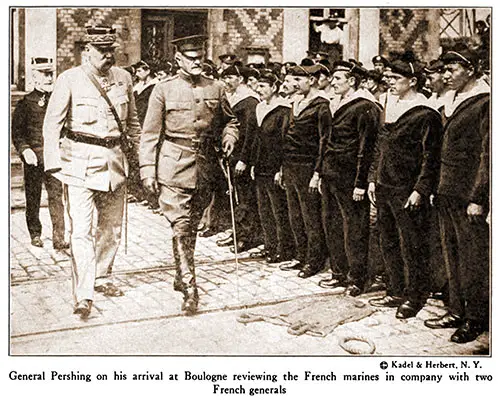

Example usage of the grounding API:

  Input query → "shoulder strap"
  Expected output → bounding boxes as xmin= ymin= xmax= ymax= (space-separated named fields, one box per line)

xmin=82 ymin=65 xmax=124 ymax=135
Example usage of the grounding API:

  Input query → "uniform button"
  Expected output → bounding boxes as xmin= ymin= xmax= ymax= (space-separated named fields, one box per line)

xmin=195 ymin=99 xmax=200 ymax=103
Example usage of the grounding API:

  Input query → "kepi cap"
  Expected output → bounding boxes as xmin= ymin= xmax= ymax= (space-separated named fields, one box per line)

xmin=82 ymin=25 xmax=119 ymax=48
xmin=31 ymin=57 xmax=55 ymax=72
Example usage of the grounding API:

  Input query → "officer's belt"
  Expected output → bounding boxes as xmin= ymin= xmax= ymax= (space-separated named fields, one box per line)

xmin=165 ymin=135 xmax=211 ymax=151
xmin=65 ymin=130 xmax=121 ymax=149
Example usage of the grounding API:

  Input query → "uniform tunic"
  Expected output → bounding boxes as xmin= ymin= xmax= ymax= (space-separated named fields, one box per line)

xmin=251 ymin=99 xmax=294 ymax=259
xmin=12 ymin=89 xmax=65 ymax=243
xmin=43 ymin=65 xmax=141 ymax=304
xmin=318 ymin=93 xmax=380 ymax=287
xmin=227 ymin=86 xmax=261 ymax=246
xmin=282 ymin=95 xmax=330 ymax=268
xmin=370 ymin=97 xmax=442 ymax=301
xmin=437 ymin=83 xmax=490 ymax=323
xmin=139 ymin=70 xmax=239 ymax=236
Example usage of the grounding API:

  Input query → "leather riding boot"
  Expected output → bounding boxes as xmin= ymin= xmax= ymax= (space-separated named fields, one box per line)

xmin=173 ymin=235 xmax=199 ymax=315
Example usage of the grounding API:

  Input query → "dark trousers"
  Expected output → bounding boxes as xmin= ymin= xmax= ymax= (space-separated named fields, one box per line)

xmin=377 ymin=186 xmax=430 ymax=302
xmin=255 ymin=175 xmax=294 ymax=259
xmin=283 ymin=163 xmax=326 ymax=268
xmin=368 ymin=204 xmax=385 ymax=281
xmin=321 ymin=179 xmax=369 ymax=287
xmin=23 ymin=162 xmax=65 ymax=242
xmin=429 ymin=205 xmax=447 ymax=293
xmin=437 ymin=195 xmax=489 ymax=323
xmin=233 ymin=169 xmax=262 ymax=245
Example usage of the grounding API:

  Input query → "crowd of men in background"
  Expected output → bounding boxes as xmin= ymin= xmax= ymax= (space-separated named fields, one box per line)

xmin=12 ymin=24 xmax=490 ymax=344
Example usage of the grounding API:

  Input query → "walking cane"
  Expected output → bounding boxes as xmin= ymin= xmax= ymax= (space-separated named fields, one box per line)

xmin=224 ymin=158 xmax=240 ymax=302
xmin=124 ymin=184 xmax=128 ymax=255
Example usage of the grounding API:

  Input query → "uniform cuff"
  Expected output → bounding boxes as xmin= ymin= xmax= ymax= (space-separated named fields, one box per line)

xmin=140 ymin=165 xmax=156 ymax=180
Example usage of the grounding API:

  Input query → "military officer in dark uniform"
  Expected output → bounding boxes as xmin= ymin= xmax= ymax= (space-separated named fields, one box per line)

xmin=12 ymin=58 xmax=68 ymax=250
xmin=140 ymin=35 xmax=239 ymax=315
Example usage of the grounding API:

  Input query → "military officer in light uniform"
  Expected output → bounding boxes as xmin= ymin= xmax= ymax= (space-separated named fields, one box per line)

xmin=43 ymin=26 xmax=141 ymax=318
xmin=140 ymin=35 xmax=239 ymax=315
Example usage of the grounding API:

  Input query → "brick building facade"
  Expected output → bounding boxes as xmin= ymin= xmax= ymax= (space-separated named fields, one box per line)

xmin=11 ymin=7 xmax=489 ymax=91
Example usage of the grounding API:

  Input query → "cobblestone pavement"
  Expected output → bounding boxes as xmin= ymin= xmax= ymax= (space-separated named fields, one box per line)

xmin=10 ymin=203 xmax=490 ymax=355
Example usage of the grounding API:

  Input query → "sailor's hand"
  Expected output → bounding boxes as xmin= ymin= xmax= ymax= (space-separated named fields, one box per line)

xmin=353 ymin=187 xmax=366 ymax=202
xmin=367 ymin=182 xmax=376 ymax=207
xmin=308 ymin=172 xmax=320 ymax=194
xmin=467 ymin=202 xmax=484 ymax=224
xmin=235 ymin=161 xmax=247 ymax=176
xmin=404 ymin=190 xmax=423 ymax=212
xmin=22 ymin=148 xmax=38 ymax=166
xmin=143 ymin=178 xmax=158 ymax=195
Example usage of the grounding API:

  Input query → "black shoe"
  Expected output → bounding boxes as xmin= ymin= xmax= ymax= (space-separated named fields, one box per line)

xmin=346 ymin=284 xmax=363 ymax=297
xmin=181 ymin=289 xmax=199 ymax=316
xmin=230 ymin=241 xmax=255 ymax=254
xmin=74 ymin=299 xmax=92 ymax=318
xmin=365 ymin=275 xmax=386 ymax=293
xmin=216 ymin=235 xmax=233 ymax=247
xmin=424 ymin=312 xmax=463 ymax=329
xmin=199 ymin=227 xmax=219 ymax=238
xmin=369 ymin=295 xmax=403 ymax=308
xmin=31 ymin=236 xmax=43 ymax=248
xmin=266 ymin=253 xmax=282 ymax=264
xmin=318 ymin=276 xmax=346 ymax=289
xmin=396 ymin=300 xmax=422 ymax=319
xmin=297 ymin=264 xmax=321 ymax=279
xmin=53 ymin=240 xmax=70 ymax=250
xmin=451 ymin=319 xmax=486 ymax=344
xmin=279 ymin=261 xmax=303 ymax=271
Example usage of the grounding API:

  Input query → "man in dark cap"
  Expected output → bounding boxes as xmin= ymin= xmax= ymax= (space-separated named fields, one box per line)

xmin=278 ymin=64 xmax=330 ymax=279
xmin=424 ymin=48 xmax=490 ymax=343
xmin=12 ymin=57 xmax=68 ymax=250
xmin=218 ymin=53 xmax=238 ymax=74
xmin=423 ymin=59 xmax=448 ymax=110
xmin=318 ymin=60 xmax=381 ymax=296
xmin=218 ymin=65 xmax=262 ymax=253
xmin=43 ymin=25 xmax=141 ymax=318
xmin=367 ymin=55 xmax=443 ymax=319
xmin=140 ymin=35 xmax=239 ymax=315
xmin=372 ymin=55 xmax=389 ymax=74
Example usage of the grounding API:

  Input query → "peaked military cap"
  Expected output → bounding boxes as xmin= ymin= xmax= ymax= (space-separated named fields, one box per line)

xmin=372 ymin=55 xmax=389 ymax=66
xmin=219 ymin=53 xmax=237 ymax=64
xmin=31 ymin=57 xmax=55 ymax=72
xmin=172 ymin=35 xmax=207 ymax=55
xmin=82 ymin=25 xmax=119 ymax=47
xmin=316 ymin=51 xmax=329 ymax=59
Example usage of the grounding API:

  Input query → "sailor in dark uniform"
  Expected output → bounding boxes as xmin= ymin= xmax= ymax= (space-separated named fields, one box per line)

xmin=251 ymin=71 xmax=295 ymax=263
xmin=219 ymin=65 xmax=262 ymax=253
xmin=278 ymin=64 xmax=330 ymax=279
xmin=12 ymin=57 xmax=68 ymax=250
xmin=140 ymin=35 xmax=239 ymax=315
xmin=317 ymin=61 xmax=381 ymax=296
xmin=424 ymin=48 xmax=490 ymax=343
xmin=368 ymin=55 xmax=443 ymax=319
